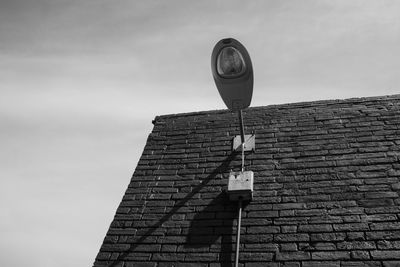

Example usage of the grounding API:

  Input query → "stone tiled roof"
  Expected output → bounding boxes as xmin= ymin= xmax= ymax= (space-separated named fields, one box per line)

xmin=94 ymin=94 xmax=400 ymax=267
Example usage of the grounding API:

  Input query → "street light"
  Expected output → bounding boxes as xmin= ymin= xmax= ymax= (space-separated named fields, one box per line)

xmin=211 ymin=38 xmax=255 ymax=267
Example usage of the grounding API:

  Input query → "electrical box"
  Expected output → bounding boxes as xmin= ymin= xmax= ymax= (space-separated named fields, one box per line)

xmin=227 ymin=171 xmax=254 ymax=201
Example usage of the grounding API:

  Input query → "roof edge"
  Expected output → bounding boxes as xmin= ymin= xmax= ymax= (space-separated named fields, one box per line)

xmin=153 ymin=93 xmax=400 ymax=123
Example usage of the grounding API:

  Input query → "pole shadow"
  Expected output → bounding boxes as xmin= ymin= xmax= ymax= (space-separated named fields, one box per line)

xmin=185 ymin=192 xmax=237 ymax=267
xmin=98 ymin=152 xmax=238 ymax=267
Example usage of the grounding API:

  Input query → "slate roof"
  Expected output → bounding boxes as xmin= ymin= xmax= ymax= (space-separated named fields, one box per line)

xmin=94 ymin=94 xmax=400 ymax=267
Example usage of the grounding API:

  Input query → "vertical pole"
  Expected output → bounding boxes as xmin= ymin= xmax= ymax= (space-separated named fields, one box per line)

xmin=238 ymin=110 xmax=245 ymax=172
xmin=236 ymin=111 xmax=245 ymax=265
xmin=235 ymin=198 xmax=243 ymax=267
xmin=238 ymin=110 xmax=245 ymax=145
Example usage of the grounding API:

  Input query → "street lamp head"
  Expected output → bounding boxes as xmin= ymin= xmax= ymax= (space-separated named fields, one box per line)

xmin=211 ymin=38 xmax=253 ymax=111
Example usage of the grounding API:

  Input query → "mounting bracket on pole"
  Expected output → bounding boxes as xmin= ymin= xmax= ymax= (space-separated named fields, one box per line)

xmin=232 ymin=134 xmax=255 ymax=152
xmin=232 ymin=109 xmax=256 ymax=152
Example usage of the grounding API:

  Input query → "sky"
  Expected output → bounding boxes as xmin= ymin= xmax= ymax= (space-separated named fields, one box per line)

xmin=1 ymin=0 xmax=400 ymax=266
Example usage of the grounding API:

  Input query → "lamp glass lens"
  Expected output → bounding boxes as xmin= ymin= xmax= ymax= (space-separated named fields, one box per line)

xmin=217 ymin=47 xmax=246 ymax=77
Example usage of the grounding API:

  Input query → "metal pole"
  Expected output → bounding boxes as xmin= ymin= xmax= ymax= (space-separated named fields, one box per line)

xmin=238 ymin=110 xmax=245 ymax=144
xmin=236 ymin=111 xmax=245 ymax=265
xmin=235 ymin=198 xmax=243 ymax=267
xmin=238 ymin=110 xmax=245 ymax=172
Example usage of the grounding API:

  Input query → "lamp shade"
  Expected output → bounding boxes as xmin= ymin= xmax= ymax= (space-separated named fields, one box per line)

xmin=211 ymin=38 xmax=253 ymax=111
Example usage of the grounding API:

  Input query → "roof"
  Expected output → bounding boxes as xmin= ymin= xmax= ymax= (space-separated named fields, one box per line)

xmin=94 ymin=94 xmax=400 ymax=266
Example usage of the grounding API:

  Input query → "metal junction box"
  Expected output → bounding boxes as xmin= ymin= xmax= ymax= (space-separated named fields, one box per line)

xmin=227 ymin=171 xmax=254 ymax=201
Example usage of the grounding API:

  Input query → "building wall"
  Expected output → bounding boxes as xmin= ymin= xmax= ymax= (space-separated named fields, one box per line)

xmin=94 ymin=95 xmax=400 ymax=267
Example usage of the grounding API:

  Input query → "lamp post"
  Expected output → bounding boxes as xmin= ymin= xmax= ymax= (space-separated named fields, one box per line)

xmin=211 ymin=38 xmax=254 ymax=267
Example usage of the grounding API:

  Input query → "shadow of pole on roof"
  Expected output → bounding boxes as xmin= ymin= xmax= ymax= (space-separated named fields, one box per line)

xmin=185 ymin=192 xmax=236 ymax=267
xmin=99 ymin=152 xmax=238 ymax=267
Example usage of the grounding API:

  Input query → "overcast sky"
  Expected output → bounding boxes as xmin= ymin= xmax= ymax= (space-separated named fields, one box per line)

xmin=1 ymin=1 xmax=400 ymax=266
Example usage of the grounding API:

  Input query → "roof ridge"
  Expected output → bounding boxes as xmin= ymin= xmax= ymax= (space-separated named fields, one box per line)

xmin=153 ymin=93 xmax=400 ymax=123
